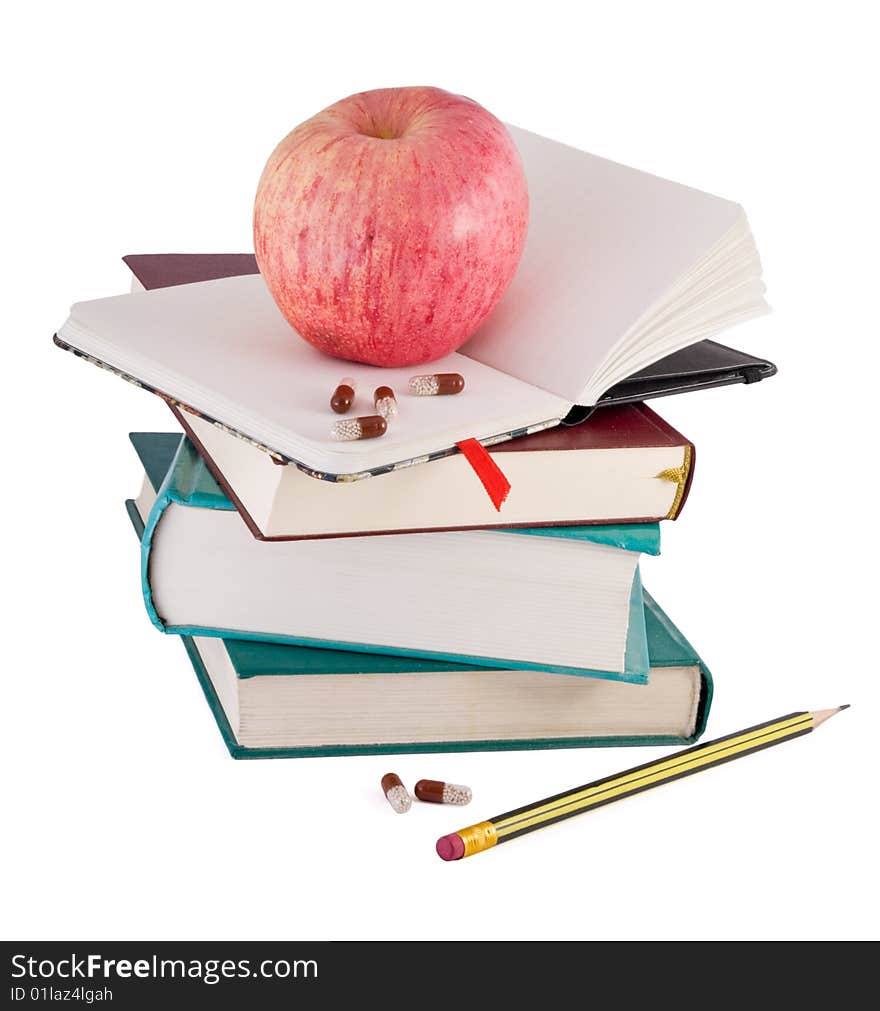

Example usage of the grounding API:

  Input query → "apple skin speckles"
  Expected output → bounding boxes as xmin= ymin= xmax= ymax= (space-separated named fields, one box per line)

xmin=253 ymin=86 xmax=529 ymax=367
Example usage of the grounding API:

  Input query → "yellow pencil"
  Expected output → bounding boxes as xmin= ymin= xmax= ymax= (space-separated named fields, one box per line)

xmin=436 ymin=706 xmax=849 ymax=861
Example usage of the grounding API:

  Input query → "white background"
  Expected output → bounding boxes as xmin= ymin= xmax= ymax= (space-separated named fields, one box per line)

xmin=3 ymin=1 xmax=878 ymax=941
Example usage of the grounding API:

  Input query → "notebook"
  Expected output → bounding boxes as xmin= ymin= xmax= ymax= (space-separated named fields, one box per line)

xmin=125 ymin=252 xmax=777 ymax=417
xmin=55 ymin=125 xmax=770 ymax=480
xmin=132 ymin=433 xmax=657 ymax=682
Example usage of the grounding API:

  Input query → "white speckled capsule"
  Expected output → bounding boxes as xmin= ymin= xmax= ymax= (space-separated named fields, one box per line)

xmin=408 ymin=373 xmax=465 ymax=396
xmin=374 ymin=385 xmax=398 ymax=420
xmin=414 ymin=779 xmax=472 ymax=805
xmin=381 ymin=773 xmax=412 ymax=814
xmin=330 ymin=415 xmax=387 ymax=441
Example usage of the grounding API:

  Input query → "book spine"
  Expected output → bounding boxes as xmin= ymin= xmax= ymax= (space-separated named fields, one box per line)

xmin=139 ymin=438 xmax=234 ymax=631
xmin=140 ymin=481 xmax=175 ymax=633
xmin=660 ymin=442 xmax=695 ymax=520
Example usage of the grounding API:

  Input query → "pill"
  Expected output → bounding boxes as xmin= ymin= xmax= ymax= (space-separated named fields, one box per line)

xmin=381 ymin=773 xmax=412 ymax=814
xmin=414 ymin=779 xmax=472 ymax=806
xmin=330 ymin=415 xmax=387 ymax=441
xmin=408 ymin=373 xmax=465 ymax=396
xmin=330 ymin=377 xmax=357 ymax=414
xmin=374 ymin=385 xmax=398 ymax=420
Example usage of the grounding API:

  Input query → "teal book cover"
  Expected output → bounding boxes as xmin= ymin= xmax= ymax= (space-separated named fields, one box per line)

xmin=131 ymin=484 xmax=712 ymax=761
xmin=178 ymin=594 xmax=712 ymax=760
xmin=132 ymin=433 xmax=660 ymax=683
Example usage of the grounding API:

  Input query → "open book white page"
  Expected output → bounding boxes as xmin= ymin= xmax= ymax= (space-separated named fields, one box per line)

xmin=59 ymin=273 xmax=569 ymax=477
xmin=57 ymin=123 xmax=768 ymax=477
xmin=463 ymin=127 xmax=768 ymax=403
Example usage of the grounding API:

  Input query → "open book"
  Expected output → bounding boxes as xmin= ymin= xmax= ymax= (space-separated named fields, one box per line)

xmin=55 ymin=125 xmax=769 ymax=480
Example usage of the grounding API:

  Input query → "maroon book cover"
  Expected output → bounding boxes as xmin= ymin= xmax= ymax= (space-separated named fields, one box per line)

xmin=124 ymin=253 xmax=260 ymax=289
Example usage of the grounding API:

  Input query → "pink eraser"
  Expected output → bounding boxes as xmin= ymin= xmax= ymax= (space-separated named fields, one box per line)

xmin=436 ymin=833 xmax=465 ymax=861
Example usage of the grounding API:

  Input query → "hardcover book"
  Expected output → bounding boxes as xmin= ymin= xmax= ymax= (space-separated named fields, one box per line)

xmin=132 ymin=433 xmax=658 ymax=682
xmin=174 ymin=401 xmax=694 ymax=539
xmin=56 ymin=125 xmax=771 ymax=481
xmin=127 ymin=482 xmax=712 ymax=758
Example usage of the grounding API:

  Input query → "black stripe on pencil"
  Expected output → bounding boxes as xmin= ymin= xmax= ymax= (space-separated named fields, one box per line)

xmin=496 ymin=712 xmax=806 ymax=825
xmin=435 ymin=707 xmax=849 ymax=861
xmin=501 ymin=723 xmax=812 ymax=841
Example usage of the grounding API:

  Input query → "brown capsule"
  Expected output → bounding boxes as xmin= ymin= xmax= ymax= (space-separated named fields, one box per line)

xmin=414 ymin=779 xmax=472 ymax=805
xmin=408 ymin=373 xmax=465 ymax=396
xmin=330 ymin=415 xmax=387 ymax=441
xmin=374 ymin=385 xmax=398 ymax=420
xmin=330 ymin=377 xmax=357 ymax=414
xmin=381 ymin=773 xmax=412 ymax=814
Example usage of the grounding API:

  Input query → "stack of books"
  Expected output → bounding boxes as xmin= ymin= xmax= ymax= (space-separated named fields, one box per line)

xmin=55 ymin=127 xmax=773 ymax=759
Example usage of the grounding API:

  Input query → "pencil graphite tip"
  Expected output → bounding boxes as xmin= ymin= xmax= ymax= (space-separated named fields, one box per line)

xmin=811 ymin=705 xmax=851 ymax=728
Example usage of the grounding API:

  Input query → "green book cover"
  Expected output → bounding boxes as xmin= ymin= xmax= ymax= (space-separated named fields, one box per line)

xmin=174 ymin=592 xmax=713 ymax=760
xmin=133 ymin=433 xmax=659 ymax=682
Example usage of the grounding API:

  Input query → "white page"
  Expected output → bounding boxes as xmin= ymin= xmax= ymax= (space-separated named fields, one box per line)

xmin=462 ymin=127 xmax=747 ymax=403
xmin=59 ymin=274 xmax=568 ymax=476
xmin=58 ymin=125 xmax=760 ymax=472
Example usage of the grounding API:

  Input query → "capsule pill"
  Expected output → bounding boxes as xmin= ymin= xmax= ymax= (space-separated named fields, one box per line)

xmin=408 ymin=373 xmax=465 ymax=396
xmin=330 ymin=377 xmax=357 ymax=414
xmin=374 ymin=385 xmax=398 ymax=420
xmin=330 ymin=415 xmax=387 ymax=441
xmin=381 ymin=773 xmax=412 ymax=814
xmin=414 ymin=779 xmax=472 ymax=806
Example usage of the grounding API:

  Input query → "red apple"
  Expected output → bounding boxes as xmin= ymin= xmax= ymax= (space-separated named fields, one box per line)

xmin=253 ymin=86 xmax=528 ymax=367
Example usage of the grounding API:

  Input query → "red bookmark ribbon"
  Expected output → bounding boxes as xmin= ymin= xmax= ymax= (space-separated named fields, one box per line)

xmin=456 ymin=438 xmax=511 ymax=512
